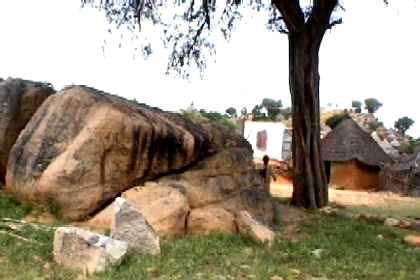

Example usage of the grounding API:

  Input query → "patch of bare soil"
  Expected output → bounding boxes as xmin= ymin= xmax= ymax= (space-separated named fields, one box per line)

xmin=271 ymin=177 xmax=420 ymax=219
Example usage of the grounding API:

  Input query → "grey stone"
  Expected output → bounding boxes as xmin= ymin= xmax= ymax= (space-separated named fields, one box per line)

xmin=53 ymin=226 xmax=127 ymax=274
xmin=111 ymin=197 xmax=160 ymax=255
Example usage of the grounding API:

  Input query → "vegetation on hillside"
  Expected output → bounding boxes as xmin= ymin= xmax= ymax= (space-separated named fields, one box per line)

xmin=325 ymin=112 xmax=350 ymax=129
xmin=181 ymin=108 xmax=238 ymax=130
xmin=365 ymin=98 xmax=383 ymax=114
xmin=395 ymin=116 xmax=415 ymax=136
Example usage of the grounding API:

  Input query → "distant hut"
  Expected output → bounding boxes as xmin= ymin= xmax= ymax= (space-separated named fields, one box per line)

xmin=382 ymin=151 xmax=420 ymax=197
xmin=321 ymin=118 xmax=392 ymax=190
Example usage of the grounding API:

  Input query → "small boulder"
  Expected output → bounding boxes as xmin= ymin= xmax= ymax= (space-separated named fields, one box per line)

xmin=398 ymin=220 xmax=412 ymax=229
xmin=111 ymin=197 xmax=160 ymax=255
xmin=122 ymin=184 xmax=190 ymax=240
xmin=88 ymin=183 xmax=190 ymax=240
xmin=187 ymin=207 xmax=237 ymax=236
xmin=384 ymin=217 xmax=400 ymax=227
xmin=53 ymin=226 xmax=127 ymax=274
xmin=404 ymin=235 xmax=420 ymax=247
xmin=236 ymin=210 xmax=275 ymax=247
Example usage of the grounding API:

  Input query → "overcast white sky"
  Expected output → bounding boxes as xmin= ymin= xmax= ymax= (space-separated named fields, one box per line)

xmin=0 ymin=1 xmax=419 ymax=136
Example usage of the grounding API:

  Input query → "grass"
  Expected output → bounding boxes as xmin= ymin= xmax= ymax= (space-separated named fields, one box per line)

xmin=0 ymin=193 xmax=32 ymax=219
xmin=346 ymin=204 xmax=420 ymax=220
xmin=93 ymin=216 xmax=420 ymax=280
xmin=0 ymin=192 xmax=420 ymax=279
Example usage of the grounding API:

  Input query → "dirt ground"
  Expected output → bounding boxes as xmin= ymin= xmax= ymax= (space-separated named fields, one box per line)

xmin=271 ymin=176 xmax=420 ymax=219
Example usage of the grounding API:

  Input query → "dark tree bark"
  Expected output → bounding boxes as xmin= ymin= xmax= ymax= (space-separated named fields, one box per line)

xmin=274 ymin=0 xmax=338 ymax=208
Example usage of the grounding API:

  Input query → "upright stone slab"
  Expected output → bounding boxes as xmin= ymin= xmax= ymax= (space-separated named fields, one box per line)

xmin=111 ymin=197 xmax=160 ymax=255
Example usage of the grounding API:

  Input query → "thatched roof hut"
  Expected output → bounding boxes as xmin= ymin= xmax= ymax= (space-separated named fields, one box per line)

xmin=322 ymin=118 xmax=392 ymax=166
xmin=321 ymin=118 xmax=392 ymax=190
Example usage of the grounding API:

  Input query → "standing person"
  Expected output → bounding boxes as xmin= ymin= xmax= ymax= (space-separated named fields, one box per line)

xmin=260 ymin=155 xmax=276 ymax=193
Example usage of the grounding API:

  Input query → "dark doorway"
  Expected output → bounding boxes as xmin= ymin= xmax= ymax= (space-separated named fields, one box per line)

xmin=324 ymin=161 xmax=331 ymax=183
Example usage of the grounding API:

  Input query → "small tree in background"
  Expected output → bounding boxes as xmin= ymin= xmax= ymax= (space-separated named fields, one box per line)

xmin=261 ymin=98 xmax=283 ymax=120
xmin=395 ymin=116 xmax=415 ymax=136
xmin=352 ymin=100 xmax=362 ymax=113
xmin=240 ymin=107 xmax=248 ymax=118
xmin=251 ymin=104 xmax=265 ymax=121
xmin=364 ymin=98 xmax=383 ymax=114
xmin=325 ymin=113 xmax=350 ymax=129
xmin=225 ymin=107 xmax=237 ymax=118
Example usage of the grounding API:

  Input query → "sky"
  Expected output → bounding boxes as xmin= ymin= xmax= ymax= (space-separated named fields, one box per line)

xmin=0 ymin=1 xmax=419 ymax=136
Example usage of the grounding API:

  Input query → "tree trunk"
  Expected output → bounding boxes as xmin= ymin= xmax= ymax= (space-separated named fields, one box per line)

xmin=289 ymin=28 xmax=328 ymax=209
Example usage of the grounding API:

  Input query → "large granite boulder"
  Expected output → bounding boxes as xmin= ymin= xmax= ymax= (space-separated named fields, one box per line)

xmin=5 ymin=85 xmax=208 ymax=219
xmin=0 ymin=78 xmax=55 ymax=183
xmin=5 ymin=84 xmax=275 ymax=232
xmin=159 ymin=148 xmax=262 ymax=208
xmin=157 ymin=148 xmax=274 ymax=225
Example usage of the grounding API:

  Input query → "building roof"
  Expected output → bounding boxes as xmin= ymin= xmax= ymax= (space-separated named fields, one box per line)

xmin=321 ymin=118 xmax=392 ymax=167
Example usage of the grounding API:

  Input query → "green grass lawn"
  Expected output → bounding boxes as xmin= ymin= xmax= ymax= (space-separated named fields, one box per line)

xmin=0 ymin=193 xmax=420 ymax=279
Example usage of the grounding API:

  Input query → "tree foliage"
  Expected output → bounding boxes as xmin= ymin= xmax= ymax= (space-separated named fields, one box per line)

xmin=395 ymin=116 xmax=415 ymax=136
xmin=261 ymin=98 xmax=283 ymax=120
xmin=225 ymin=107 xmax=237 ymax=118
xmin=364 ymin=98 xmax=383 ymax=114
xmin=351 ymin=100 xmax=362 ymax=113
xmin=80 ymin=0 xmax=345 ymax=78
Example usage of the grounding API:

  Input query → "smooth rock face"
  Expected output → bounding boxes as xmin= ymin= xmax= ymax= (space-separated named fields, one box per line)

xmin=187 ymin=207 xmax=237 ymax=236
xmin=5 ymin=86 xmax=207 ymax=219
xmin=157 ymin=147 xmax=274 ymax=226
xmin=236 ymin=210 xmax=275 ymax=247
xmin=53 ymin=226 xmax=127 ymax=274
xmin=88 ymin=183 xmax=190 ymax=240
xmin=160 ymin=148 xmax=262 ymax=208
xmin=0 ymin=78 xmax=55 ymax=183
xmin=111 ymin=197 xmax=160 ymax=255
xmin=121 ymin=184 xmax=190 ymax=240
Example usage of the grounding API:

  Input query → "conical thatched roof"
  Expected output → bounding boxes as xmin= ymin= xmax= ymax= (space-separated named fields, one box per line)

xmin=321 ymin=118 xmax=392 ymax=167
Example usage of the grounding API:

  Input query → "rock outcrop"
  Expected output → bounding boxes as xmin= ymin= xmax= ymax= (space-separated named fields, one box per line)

xmin=53 ymin=226 xmax=127 ymax=274
xmin=236 ymin=210 xmax=276 ymax=247
xmin=187 ymin=206 xmax=237 ymax=236
xmin=404 ymin=235 xmax=420 ymax=247
xmin=5 ymin=84 xmax=275 ymax=236
xmin=88 ymin=183 xmax=190 ymax=240
xmin=111 ymin=197 xmax=160 ymax=255
xmin=0 ymin=78 xmax=55 ymax=183
xmin=5 ymin=86 xmax=208 ymax=219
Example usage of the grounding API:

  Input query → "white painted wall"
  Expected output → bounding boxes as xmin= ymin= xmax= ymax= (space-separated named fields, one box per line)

xmin=243 ymin=121 xmax=286 ymax=161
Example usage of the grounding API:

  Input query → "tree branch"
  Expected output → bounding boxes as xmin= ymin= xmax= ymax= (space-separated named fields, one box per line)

xmin=272 ymin=0 xmax=305 ymax=32
xmin=326 ymin=18 xmax=342 ymax=30
xmin=308 ymin=0 xmax=339 ymax=28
